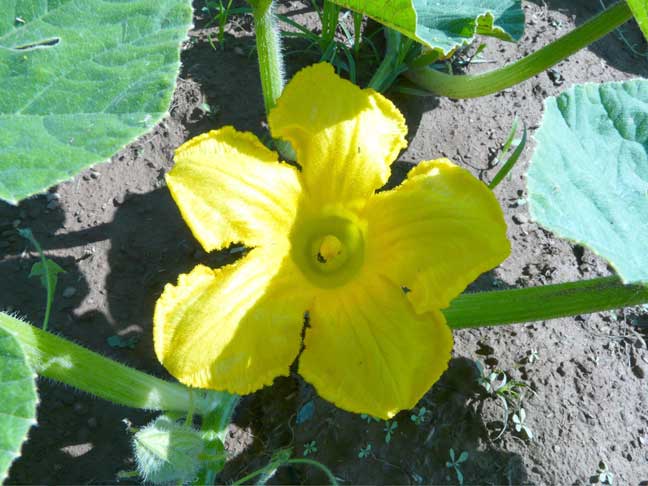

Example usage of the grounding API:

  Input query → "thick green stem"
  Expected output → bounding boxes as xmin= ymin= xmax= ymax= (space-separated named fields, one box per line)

xmin=196 ymin=393 xmax=240 ymax=485
xmin=250 ymin=0 xmax=294 ymax=159
xmin=0 ymin=312 xmax=214 ymax=414
xmin=251 ymin=0 xmax=284 ymax=116
xmin=444 ymin=276 xmax=648 ymax=329
xmin=406 ymin=1 xmax=633 ymax=98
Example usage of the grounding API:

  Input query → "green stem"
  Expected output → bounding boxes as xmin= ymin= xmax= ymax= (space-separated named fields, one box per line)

xmin=405 ymin=1 xmax=632 ymax=98
xmin=251 ymin=0 xmax=284 ymax=116
xmin=19 ymin=228 xmax=54 ymax=331
xmin=285 ymin=459 xmax=338 ymax=485
xmin=250 ymin=0 xmax=294 ymax=159
xmin=0 ymin=312 xmax=213 ymax=414
xmin=196 ymin=393 xmax=240 ymax=485
xmin=230 ymin=454 xmax=338 ymax=486
xmin=444 ymin=276 xmax=648 ymax=329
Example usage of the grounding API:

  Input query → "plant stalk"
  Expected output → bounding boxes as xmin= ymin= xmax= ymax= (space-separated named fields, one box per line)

xmin=406 ymin=1 xmax=633 ymax=98
xmin=19 ymin=228 xmax=55 ymax=331
xmin=3 ymin=274 xmax=645 ymax=419
xmin=196 ymin=393 xmax=240 ymax=485
xmin=251 ymin=0 xmax=284 ymax=114
xmin=250 ymin=0 xmax=294 ymax=159
xmin=444 ymin=276 xmax=648 ymax=329
xmin=0 ymin=312 xmax=214 ymax=414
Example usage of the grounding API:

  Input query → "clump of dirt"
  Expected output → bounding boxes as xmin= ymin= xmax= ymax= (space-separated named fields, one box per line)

xmin=3 ymin=1 xmax=648 ymax=484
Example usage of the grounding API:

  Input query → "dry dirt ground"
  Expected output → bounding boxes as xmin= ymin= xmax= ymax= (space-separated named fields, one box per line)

xmin=3 ymin=0 xmax=648 ymax=484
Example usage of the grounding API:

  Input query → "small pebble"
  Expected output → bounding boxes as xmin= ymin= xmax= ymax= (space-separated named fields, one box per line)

xmin=73 ymin=402 xmax=87 ymax=415
xmin=513 ymin=213 xmax=529 ymax=224
xmin=547 ymin=68 xmax=564 ymax=86
xmin=62 ymin=286 xmax=77 ymax=298
xmin=632 ymin=365 xmax=645 ymax=380
xmin=193 ymin=248 xmax=207 ymax=260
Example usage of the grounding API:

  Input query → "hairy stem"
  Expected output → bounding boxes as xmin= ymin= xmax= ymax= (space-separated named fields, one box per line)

xmin=251 ymin=0 xmax=284 ymax=114
xmin=196 ymin=393 xmax=240 ymax=485
xmin=0 ymin=312 xmax=215 ymax=414
xmin=444 ymin=276 xmax=648 ymax=329
xmin=406 ymin=1 xmax=632 ymax=98
xmin=250 ymin=0 xmax=294 ymax=158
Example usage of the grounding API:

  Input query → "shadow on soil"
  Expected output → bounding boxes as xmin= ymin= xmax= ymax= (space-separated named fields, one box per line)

xmin=2 ymin=152 xmax=514 ymax=484
xmin=222 ymin=358 xmax=529 ymax=485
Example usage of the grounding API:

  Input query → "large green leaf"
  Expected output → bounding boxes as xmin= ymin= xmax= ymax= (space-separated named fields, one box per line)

xmin=0 ymin=0 xmax=192 ymax=204
xmin=628 ymin=0 xmax=648 ymax=43
xmin=528 ymin=80 xmax=648 ymax=284
xmin=0 ymin=324 xmax=38 ymax=482
xmin=327 ymin=0 xmax=524 ymax=55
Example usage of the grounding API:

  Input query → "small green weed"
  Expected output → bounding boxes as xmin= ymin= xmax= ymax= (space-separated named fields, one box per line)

xmin=595 ymin=460 xmax=614 ymax=485
xmin=475 ymin=360 xmax=531 ymax=439
xmin=383 ymin=420 xmax=398 ymax=443
xmin=19 ymin=228 xmax=64 ymax=332
xmin=446 ymin=448 xmax=468 ymax=486
xmin=524 ymin=348 xmax=539 ymax=365
xmin=361 ymin=413 xmax=379 ymax=424
xmin=512 ymin=407 xmax=533 ymax=440
xmin=303 ymin=440 xmax=318 ymax=456
xmin=358 ymin=443 xmax=372 ymax=459
xmin=410 ymin=406 xmax=428 ymax=425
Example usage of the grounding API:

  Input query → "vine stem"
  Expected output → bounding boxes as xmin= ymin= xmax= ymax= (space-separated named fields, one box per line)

xmin=0 ymin=312 xmax=215 ymax=415
xmin=250 ymin=0 xmax=294 ymax=158
xmin=444 ymin=276 xmax=648 ymax=329
xmin=196 ymin=393 xmax=240 ymax=485
xmin=405 ymin=1 xmax=633 ymax=98
xmin=250 ymin=0 xmax=284 ymax=115
xmin=2 ymin=277 xmax=646 ymax=419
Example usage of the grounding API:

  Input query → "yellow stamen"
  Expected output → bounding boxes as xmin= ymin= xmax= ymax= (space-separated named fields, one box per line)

xmin=318 ymin=235 xmax=342 ymax=262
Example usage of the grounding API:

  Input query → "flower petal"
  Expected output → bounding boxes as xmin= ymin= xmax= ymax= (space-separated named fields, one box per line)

xmin=364 ymin=158 xmax=510 ymax=313
xmin=268 ymin=63 xmax=407 ymax=205
xmin=299 ymin=274 xmax=452 ymax=419
xmin=167 ymin=126 xmax=302 ymax=252
xmin=154 ymin=247 xmax=314 ymax=394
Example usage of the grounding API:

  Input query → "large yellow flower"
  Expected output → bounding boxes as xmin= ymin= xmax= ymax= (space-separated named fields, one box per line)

xmin=154 ymin=63 xmax=510 ymax=419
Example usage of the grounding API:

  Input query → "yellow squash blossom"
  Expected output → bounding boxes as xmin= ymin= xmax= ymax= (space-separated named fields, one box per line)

xmin=154 ymin=63 xmax=510 ymax=419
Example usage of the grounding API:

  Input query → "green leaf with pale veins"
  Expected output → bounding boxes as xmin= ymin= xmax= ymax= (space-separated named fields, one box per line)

xmin=528 ymin=80 xmax=648 ymax=284
xmin=0 ymin=0 xmax=192 ymax=204
xmin=326 ymin=0 xmax=524 ymax=55
xmin=628 ymin=0 xmax=648 ymax=43
xmin=0 ymin=323 xmax=38 ymax=482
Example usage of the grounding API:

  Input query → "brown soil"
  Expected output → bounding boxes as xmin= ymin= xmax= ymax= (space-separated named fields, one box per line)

xmin=3 ymin=1 xmax=648 ymax=484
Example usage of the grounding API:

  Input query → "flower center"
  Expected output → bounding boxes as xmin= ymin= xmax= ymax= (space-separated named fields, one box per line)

xmin=316 ymin=235 xmax=343 ymax=264
xmin=291 ymin=215 xmax=365 ymax=288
